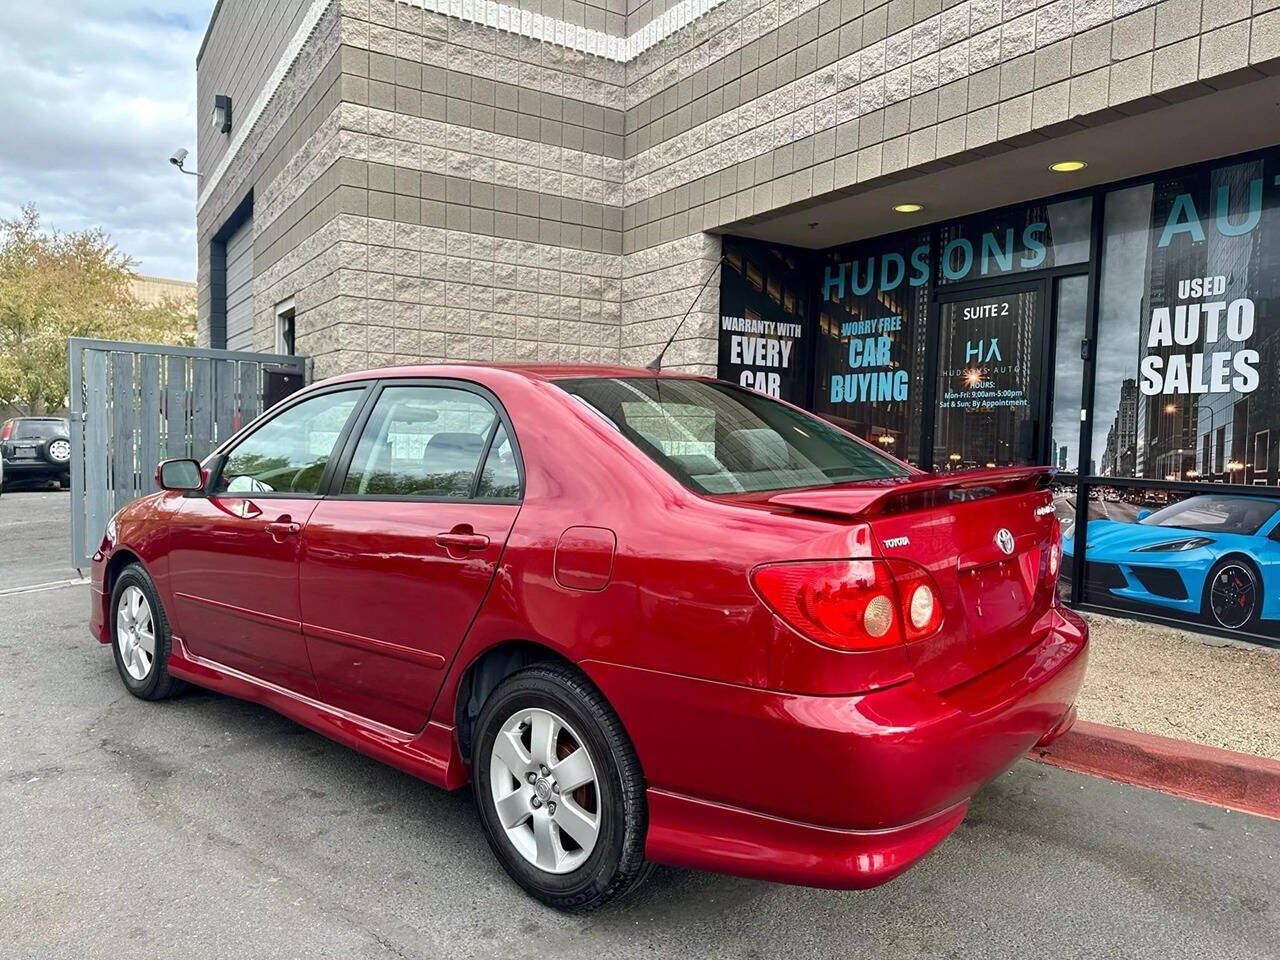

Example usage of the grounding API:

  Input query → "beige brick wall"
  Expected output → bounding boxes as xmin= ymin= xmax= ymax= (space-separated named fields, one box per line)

xmin=197 ymin=0 xmax=1280 ymax=376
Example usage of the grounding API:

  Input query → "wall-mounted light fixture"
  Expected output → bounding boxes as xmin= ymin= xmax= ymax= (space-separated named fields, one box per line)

xmin=212 ymin=94 xmax=232 ymax=134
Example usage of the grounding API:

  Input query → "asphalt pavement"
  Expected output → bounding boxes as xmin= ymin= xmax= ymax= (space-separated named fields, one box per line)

xmin=1 ymin=489 xmax=1277 ymax=959
xmin=0 ymin=487 xmax=83 ymax=592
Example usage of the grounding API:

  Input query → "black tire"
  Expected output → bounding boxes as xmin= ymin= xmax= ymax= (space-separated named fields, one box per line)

xmin=109 ymin=563 xmax=186 ymax=700
xmin=472 ymin=663 xmax=652 ymax=911
xmin=58 ymin=474 xmax=70 ymax=490
xmin=1201 ymin=556 xmax=1263 ymax=632
xmin=41 ymin=436 xmax=71 ymax=467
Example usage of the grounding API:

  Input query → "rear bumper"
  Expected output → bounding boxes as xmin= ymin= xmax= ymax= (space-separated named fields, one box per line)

xmin=646 ymin=791 xmax=969 ymax=890
xmin=1 ymin=458 xmax=66 ymax=477
xmin=584 ymin=605 xmax=1088 ymax=888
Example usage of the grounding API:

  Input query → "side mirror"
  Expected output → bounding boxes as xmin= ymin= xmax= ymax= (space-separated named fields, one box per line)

xmin=156 ymin=458 xmax=205 ymax=492
xmin=1136 ymin=508 xmax=1151 ymax=522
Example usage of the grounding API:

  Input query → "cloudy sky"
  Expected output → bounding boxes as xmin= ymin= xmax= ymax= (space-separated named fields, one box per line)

xmin=0 ymin=1 xmax=214 ymax=281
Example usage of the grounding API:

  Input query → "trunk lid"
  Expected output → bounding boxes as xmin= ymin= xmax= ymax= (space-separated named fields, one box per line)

xmin=767 ymin=468 xmax=1061 ymax=694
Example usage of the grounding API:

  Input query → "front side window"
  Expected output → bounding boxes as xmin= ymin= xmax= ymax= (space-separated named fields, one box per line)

xmin=216 ymin=389 xmax=361 ymax=495
xmin=558 ymin=377 xmax=908 ymax=494
xmin=341 ymin=386 xmax=500 ymax=498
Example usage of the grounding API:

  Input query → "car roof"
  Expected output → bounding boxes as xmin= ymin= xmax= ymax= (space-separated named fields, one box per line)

xmin=318 ymin=363 xmax=712 ymax=386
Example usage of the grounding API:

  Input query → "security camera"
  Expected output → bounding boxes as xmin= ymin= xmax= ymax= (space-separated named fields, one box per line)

xmin=169 ymin=148 xmax=198 ymax=176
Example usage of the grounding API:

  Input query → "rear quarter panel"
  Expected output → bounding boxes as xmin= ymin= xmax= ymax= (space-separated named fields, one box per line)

xmin=430 ymin=373 xmax=915 ymax=728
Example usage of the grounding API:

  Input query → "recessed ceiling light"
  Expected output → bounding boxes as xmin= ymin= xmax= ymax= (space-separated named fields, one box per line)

xmin=1050 ymin=160 xmax=1088 ymax=173
xmin=893 ymin=203 xmax=923 ymax=213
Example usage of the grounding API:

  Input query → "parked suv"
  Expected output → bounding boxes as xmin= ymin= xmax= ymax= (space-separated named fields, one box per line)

xmin=1 ymin=417 xmax=72 ymax=490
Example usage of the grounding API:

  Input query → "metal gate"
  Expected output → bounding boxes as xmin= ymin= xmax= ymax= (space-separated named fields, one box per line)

xmin=67 ymin=338 xmax=307 ymax=568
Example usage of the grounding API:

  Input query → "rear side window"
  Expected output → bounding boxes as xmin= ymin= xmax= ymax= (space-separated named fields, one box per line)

xmin=557 ymin=377 xmax=907 ymax=494
xmin=475 ymin=423 xmax=521 ymax=499
xmin=341 ymin=386 xmax=505 ymax=499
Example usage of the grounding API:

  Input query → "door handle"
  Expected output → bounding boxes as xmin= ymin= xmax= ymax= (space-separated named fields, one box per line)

xmin=434 ymin=531 xmax=490 ymax=551
xmin=265 ymin=520 xmax=301 ymax=540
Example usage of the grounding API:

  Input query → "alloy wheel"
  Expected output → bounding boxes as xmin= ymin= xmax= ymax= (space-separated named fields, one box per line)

xmin=116 ymin=585 xmax=156 ymax=681
xmin=1209 ymin=563 xmax=1257 ymax=630
xmin=488 ymin=706 xmax=601 ymax=874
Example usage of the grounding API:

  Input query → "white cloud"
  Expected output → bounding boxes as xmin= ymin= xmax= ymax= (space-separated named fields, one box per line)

xmin=0 ymin=2 xmax=212 ymax=281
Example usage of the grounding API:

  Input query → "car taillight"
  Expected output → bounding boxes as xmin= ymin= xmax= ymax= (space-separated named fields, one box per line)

xmin=751 ymin=559 xmax=943 ymax=652
xmin=1041 ymin=520 xmax=1063 ymax=583
xmin=0 ymin=421 xmax=10 ymax=441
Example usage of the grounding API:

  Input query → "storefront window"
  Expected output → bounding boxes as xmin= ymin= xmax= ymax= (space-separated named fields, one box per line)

xmin=934 ymin=286 xmax=1044 ymax=470
xmin=1082 ymin=152 xmax=1280 ymax=642
xmin=1051 ymin=275 xmax=1089 ymax=474
xmin=813 ymin=230 xmax=930 ymax=466
xmin=717 ymin=237 xmax=811 ymax=403
xmin=1091 ymin=156 xmax=1280 ymax=484
xmin=936 ymin=197 xmax=1092 ymax=284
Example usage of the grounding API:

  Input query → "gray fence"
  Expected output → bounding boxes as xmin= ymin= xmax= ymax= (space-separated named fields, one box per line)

xmin=67 ymin=338 xmax=307 ymax=568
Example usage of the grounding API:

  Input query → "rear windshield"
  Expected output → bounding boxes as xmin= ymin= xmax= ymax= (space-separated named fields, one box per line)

xmin=12 ymin=419 xmax=67 ymax=440
xmin=556 ymin=377 xmax=908 ymax=494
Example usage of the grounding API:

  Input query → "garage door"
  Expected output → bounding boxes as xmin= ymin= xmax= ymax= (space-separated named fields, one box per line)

xmin=224 ymin=219 xmax=254 ymax=351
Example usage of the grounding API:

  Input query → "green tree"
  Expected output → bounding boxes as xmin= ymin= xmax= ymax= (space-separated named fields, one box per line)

xmin=0 ymin=204 xmax=195 ymax=415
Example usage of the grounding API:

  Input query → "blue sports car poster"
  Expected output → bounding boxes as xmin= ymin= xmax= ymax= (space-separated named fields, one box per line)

xmin=1065 ymin=493 xmax=1280 ymax=634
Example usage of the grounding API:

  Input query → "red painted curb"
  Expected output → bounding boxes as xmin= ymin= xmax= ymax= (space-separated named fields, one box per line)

xmin=1028 ymin=720 xmax=1280 ymax=821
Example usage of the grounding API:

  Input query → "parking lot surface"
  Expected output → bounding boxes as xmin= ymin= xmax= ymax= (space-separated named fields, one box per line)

xmin=1 ymin=490 xmax=1277 ymax=959
xmin=0 ymin=488 xmax=81 ymax=592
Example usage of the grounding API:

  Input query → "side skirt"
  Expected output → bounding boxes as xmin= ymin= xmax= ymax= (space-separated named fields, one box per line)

xmin=166 ymin=636 xmax=468 ymax=791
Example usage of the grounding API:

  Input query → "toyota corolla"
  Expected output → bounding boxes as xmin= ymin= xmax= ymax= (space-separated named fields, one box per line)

xmin=90 ymin=365 xmax=1087 ymax=910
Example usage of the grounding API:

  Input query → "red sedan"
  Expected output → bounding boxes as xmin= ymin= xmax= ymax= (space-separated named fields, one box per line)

xmin=90 ymin=365 xmax=1087 ymax=910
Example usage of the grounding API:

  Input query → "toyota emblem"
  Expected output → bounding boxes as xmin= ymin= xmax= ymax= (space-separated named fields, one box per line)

xmin=994 ymin=528 xmax=1015 ymax=555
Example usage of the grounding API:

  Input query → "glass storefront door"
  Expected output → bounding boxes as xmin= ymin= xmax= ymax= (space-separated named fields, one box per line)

xmin=930 ymin=283 xmax=1049 ymax=470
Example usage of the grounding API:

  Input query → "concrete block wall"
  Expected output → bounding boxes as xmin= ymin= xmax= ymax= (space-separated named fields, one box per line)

xmin=198 ymin=0 xmax=1280 ymax=377
xmin=196 ymin=0 xmax=344 ymax=348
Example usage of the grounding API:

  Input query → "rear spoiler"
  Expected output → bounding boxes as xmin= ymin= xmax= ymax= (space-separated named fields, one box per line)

xmin=766 ymin=467 xmax=1056 ymax=519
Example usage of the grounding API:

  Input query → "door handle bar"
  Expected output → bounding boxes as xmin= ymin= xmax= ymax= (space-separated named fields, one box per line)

xmin=434 ymin=532 xmax=490 ymax=551
xmin=265 ymin=521 xmax=301 ymax=538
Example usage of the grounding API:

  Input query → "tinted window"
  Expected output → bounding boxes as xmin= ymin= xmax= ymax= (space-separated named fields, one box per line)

xmin=558 ymin=377 xmax=908 ymax=494
xmin=1141 ymin=495 xmax=1278 ymax=535
xmin=217 ymin=390 xmax=361 ymax=495
xmin=14 ymin=419 xmax=67 ymax=440
xmin=342 ymin=386 xmax=497 ymax=498
xmin=476 ymin=423 xmax=521 ymax=498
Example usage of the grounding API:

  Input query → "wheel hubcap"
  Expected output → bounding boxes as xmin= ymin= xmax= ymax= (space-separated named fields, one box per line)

xmin=49 ymin=439 xmax=70 ymax=462
xmin=489 ymin=706 xmax=600 ymax=874
xmin=115 ymin=585 xmax=156 ymax=681
xmin=1210 ymin=564 xmax=1256 ymax=629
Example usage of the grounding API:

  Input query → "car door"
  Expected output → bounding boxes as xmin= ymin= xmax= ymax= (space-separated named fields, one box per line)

xmin=298 ymin=381 xmax=522 ymax=732
xmin=166 ymin=385 xmax=368 ymax=695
